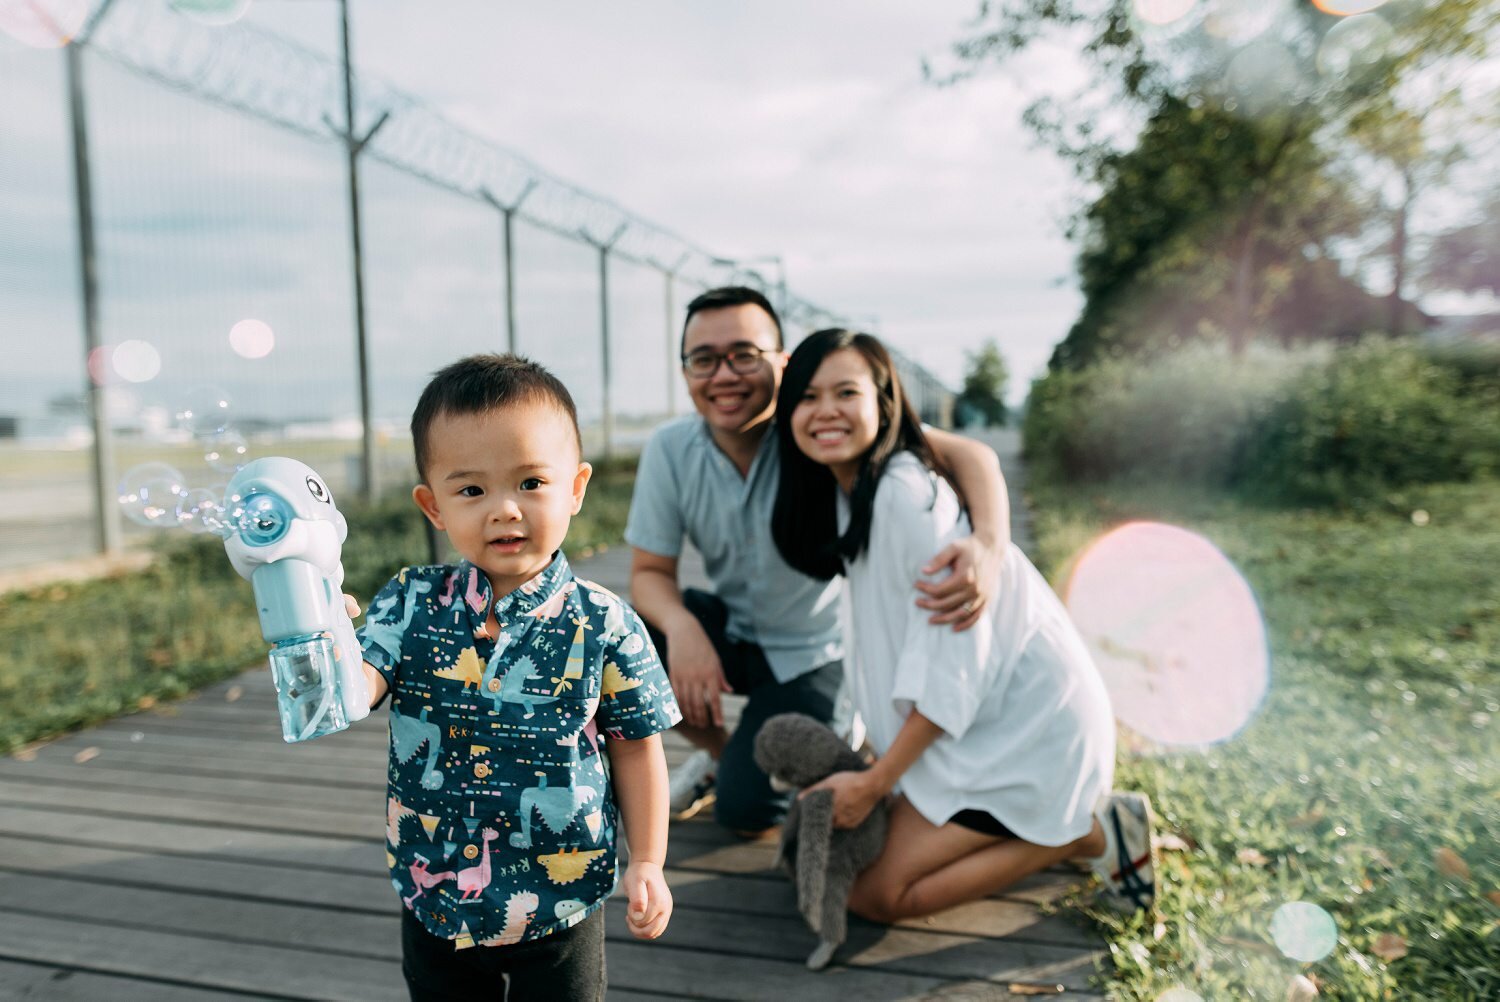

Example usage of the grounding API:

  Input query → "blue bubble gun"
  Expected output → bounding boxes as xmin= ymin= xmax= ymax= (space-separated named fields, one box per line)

xmin=223 ymin=457 xmax=370 ymax=742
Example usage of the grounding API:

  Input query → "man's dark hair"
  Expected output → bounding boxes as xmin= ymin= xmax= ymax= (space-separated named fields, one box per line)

xmin=681 ymin=286 xmax=783 ymax=355
xmin=771 ymin=329 xmax=959 ymax=580
xmin=411 ymin=353 xmax=580 ymax=482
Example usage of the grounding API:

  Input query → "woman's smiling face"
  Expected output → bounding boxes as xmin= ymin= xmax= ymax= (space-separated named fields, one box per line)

xmin=790 ymin=347 xmax=882 ymax=492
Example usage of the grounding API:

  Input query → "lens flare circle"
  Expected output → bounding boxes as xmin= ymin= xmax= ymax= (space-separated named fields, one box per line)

xmin=169 ymin=0 xmax=253 ymax=27
xmin=175 ymin=386 xmax=234 ymax=438
xmin=1270 ymin=901 xmax=1339 ymax=962
xmin=1312 ymin=0 xmax=1388 ymax=15
xmin=112 ymin=340 xmax=162 ymax=384
xmin=229 ymin=318 xmax=275 ymax=359
xmin=1203 ymin=0 xmax=1287 ymax=44
xmin=1226 ymin=39 xmax=1302 ymax=117
xmin=0 ymin=0 xmax=87 ymax=49
xmin=1064 ymin=522 xmax=1269 ymax=747
xmin=118 ymin=462 xmax=188 ymax=528
xmin=1317 ymin=14 xmax=1394 ymax=78
xmin=1134 ymin=0 xmax=1196 ymax=27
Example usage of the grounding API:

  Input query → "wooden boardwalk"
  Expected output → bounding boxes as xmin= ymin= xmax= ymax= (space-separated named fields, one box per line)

xmin=0 ymin=429 xmax=1109 ymax=1001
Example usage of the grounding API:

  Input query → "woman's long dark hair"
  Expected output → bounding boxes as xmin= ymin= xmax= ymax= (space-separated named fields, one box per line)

xmin=771 ymin=329 xmax=955 ymax=580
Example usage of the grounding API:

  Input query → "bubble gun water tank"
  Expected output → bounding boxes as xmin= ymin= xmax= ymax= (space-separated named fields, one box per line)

xmin=223 ymin=458 xmax=370 ymax=742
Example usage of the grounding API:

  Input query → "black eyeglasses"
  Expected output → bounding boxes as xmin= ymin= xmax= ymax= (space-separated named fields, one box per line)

xmin=681 ymin=344 xmax=775 ymax=379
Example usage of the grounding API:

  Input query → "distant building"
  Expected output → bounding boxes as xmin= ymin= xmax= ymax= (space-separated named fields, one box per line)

xmin=0 ymin=416 xmax=16 ymax=440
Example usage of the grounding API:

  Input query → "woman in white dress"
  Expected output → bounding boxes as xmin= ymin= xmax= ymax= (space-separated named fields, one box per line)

xmin=770 ymin=329 xmax=1156 ymax=921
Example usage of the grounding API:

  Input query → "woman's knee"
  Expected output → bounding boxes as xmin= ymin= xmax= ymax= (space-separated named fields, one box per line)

xmin=846 ymin=874 xmax=906 ymax=924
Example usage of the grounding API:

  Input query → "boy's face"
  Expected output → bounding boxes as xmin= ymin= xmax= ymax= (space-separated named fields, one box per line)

xmin=413 ymin=401 xmax=591 ymax=597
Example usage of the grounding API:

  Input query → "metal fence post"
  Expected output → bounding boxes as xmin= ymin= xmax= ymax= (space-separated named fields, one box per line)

xmin=480 ymin=180 xmax=537 ymax=355
xmin=66 ymin=1 xmax=121 ymax=557
xmin=581 ymin=224 xmax=627 ymax=459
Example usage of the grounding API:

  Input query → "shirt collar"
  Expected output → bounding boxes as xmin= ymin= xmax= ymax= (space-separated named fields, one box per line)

xmin=457 ymin=550 xmax=573 ymax=622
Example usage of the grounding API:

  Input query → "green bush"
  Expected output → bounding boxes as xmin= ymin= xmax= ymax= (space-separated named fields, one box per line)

xmin=1023 ymin=341 xmax=1321 ymax=485
xmin=1237 ymin=340 xmax=1500 ymax=505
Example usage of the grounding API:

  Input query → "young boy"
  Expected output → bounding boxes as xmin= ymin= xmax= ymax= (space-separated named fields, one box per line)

xmin=353 ymin=354 xmax=681 ymax=1002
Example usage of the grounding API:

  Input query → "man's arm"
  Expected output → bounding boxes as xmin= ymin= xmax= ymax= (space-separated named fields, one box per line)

xmin=922 ymin=428 xmax=1010 ymax=630
xmin=630 ymin=548 xmax=731 ymax=729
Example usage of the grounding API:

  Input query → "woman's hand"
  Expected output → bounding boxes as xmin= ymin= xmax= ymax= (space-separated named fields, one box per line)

xmin=916 ymin=533 xmax=1000 ymax=632
xmin=802 ymin=769 xmax=885 ymax=830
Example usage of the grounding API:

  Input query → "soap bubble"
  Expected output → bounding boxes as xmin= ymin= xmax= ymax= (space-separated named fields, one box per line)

xmin=1317 ymin=14 xmax=1394 ymax=78
xmin=1133 ymin=0 xmax=1196 ymax=27
xmin=176 ymin=487 xmax=232 ymax=536
xmin=1270 ymin=901 xmax=1339 ymax=962
xmin=118 ymin=463 xmax=188 ymax=528
xmin=203 ymin=430 xmax=249 ymax=473
xmin=175 ymin=386 xmax=233 ymax=438
xmin=169 ymin=0 xmax=253 ymax=27
xmin=0 ymin=0 xmax=87 ymax=48
xmin=112 ymin=340 xmax=162 ymax=384
xmin=1064 ymin=522 xmax=1269 ymax=748
xmin=1226 ymin=39 xmax=1303 ymax=117
xmin=229 ymin=318 xmax=275 ymax=359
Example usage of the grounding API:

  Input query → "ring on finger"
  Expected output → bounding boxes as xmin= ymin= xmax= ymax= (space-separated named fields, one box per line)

xmin=961 ymin=599 xmax=975 ymax=614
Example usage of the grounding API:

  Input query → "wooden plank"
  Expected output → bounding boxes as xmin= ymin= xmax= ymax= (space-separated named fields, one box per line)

xmin=0 ymin=912 xmax=405 ymax=1002
xmin=3 ymin=744 xmax=386 ymax=790
xmin=0 ymin=959 xmax=278 ymax=1001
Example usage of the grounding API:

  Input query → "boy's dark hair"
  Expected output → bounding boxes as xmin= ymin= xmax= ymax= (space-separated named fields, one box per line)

xmin=771 ymin=329 xmax=959 ymax=580
xmin=682 ymin=286 xmax=783 ymax=354
xmin=411 ymin=353 xmax=580 ymax=481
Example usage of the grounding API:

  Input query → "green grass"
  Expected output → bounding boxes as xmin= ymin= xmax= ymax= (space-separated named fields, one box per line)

xmin=1026 ymin=479 xmax=1500 ymax=1000
xmin=0 ymin=457 xmax=639 ymax=755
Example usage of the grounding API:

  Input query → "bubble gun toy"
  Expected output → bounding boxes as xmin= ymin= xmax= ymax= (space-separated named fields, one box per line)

xmin=223 ymin=457 xmax=370 ymax=742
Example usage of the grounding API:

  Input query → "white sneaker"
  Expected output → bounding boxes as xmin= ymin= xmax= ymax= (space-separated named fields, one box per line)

xmin=1089 ymin=791 xmax=1158 ymax=914
xmin=668 ymin=749 xmax=717 ymax=820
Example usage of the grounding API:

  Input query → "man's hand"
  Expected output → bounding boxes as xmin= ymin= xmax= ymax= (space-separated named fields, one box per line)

xmin=623 ymin=861 xmax=672 ymax=939
xmin=915 ymin=534 xmax=1000 ymax=632
xmin=801 ymin=769 xmax=885 ymax=830
xmin=666 ymin=621 xmax=732 ymax=728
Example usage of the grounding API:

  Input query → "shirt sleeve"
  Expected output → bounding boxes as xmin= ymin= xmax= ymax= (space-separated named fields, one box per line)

xmin=623 ymin=429 xmax=684 ymax=558
xmin=876 ymin=465 xmax=1003 ymax=741
xmin=356 ymin=570 xmax=415 ymax=690
xmin=595 ymin=601 xmax=682 ymax=740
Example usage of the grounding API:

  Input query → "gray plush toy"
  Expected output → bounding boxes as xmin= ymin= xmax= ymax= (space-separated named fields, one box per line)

xmin=753 ymin=711 xmax=889 ymax=970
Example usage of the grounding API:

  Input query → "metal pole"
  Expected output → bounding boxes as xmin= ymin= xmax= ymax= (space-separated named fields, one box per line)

xmin=67 ymin=2 xmax=121 ymax=557
xmin=664 ymin=269 xmax=677 ymax=417
xmin=339 ymin=0 xmax=375 ymax=502
xmin=502 ymin=206 xmax=518 ymax=354
xmin=598 ymin=242 xmax=613 ymax=459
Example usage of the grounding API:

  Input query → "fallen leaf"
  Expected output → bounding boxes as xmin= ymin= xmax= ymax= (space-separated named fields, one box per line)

xmin=13 ymin=745 xmax=39 ymax=762
xmin=146 ymin=647 xmax=172 ymax=667
xmin=1288 ymin=806 xmax=1326 ymax=829
xmin=225 ymin=685 xmax=243 ymax=703
xmin=137 ymin=695 xmax=157 ymax=710
xmin=1286 ymin=973 xmax=1318 ymax=1001
xmin=1158 ymin=832 xmax=1192 ymax=853
xmin=1434 ymin=847 xmax=1471 ymax=882
xmin=1370 ymin=933 xmax=1407 ymax=962
xmin=1237 ymin=848 xmax=1270 ymax=866
xmin=73 ymin=747 xmax=99 ymax=764
xmin=1008 ymin=986 xmax=1064 ymax=996
xmin=1486 ymin=891 xmax=1500 ymax=908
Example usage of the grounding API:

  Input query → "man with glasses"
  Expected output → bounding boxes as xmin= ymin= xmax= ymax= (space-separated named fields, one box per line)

xmin=626 ymin=287 xmax=1009 ymax=835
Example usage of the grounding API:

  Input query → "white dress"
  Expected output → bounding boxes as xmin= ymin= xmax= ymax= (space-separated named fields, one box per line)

xmin=837 ymin=453 xmax=1115 ymax=846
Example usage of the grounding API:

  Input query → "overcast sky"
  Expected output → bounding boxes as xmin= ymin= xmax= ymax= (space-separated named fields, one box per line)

xmin=233 ymin=0 xmax=1089 ymax=395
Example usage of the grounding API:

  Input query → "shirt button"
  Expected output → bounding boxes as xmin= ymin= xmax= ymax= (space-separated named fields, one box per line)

xmin=486 ymin=678 xmax=501 ymax=692
xmin=463 ymin=843 xmax=479 ymax=859
xmin=474 ymin=762 xmax=491 ymax=778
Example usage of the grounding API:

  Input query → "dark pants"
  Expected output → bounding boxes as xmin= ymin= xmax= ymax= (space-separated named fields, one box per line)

xmin=647 ymin=588 xmax=843 ymax=832
xmin=401 ymin=906 xmax=604 ymax=1002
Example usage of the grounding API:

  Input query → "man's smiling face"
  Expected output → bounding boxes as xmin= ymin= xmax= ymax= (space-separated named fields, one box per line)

xmin=680 ymin=302 xmax=786 ymax=438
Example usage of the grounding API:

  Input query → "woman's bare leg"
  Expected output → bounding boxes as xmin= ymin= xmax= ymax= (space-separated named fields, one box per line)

xmin=849 ymin=796 xmax=1105 ymax=923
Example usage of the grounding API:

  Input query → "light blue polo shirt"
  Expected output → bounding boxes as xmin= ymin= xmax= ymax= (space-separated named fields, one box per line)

xmin=625 ymin=415 xmax=842 ymax=683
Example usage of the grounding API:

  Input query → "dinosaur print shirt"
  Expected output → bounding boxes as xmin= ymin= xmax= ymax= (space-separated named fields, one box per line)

xmin=357 ymin=551 xmax=681 ymax=948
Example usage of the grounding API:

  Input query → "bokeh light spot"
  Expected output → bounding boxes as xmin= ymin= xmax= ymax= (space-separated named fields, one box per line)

xmin=117 ymin=463 xmax=188 ymax=528
xmin=1270 ymin=901 xmax=1339 ymax=962
xmin=1203 ymin=0 xmax=1287 ymax=44
xmin=175 ymin=386 xmax=234 ymax=437
xmin=229 ymin=318 xmax=276 ymax=359
xmin=1226 ymin=39 xmax=1302 ymax=117
xmin=1312 ymin=0 xmax=1389 ymax=15
xmin=1133 ymin=0 xmax=1196 ymax=27
xmin=86 ymin=346 xmax=113 ymax=386
xmin=111 ymin=340 xmax=162 ymax=384
xmin=169 ymin=0 xmax=253 ymax=27
xmin=1064 ymin=522 xmax=1269 ymax=748
xmin=1155 ymin=990 xmax=1205 ymax=1002
xmin=0 ymin=0 xmax=87 ymax=49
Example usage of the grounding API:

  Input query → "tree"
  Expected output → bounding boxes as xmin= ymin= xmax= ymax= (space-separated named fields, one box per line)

xmin=958 ymin=340 xmax=1009 ymax=427
xmin=1425 ymin=188 xmax=1500 ymax=297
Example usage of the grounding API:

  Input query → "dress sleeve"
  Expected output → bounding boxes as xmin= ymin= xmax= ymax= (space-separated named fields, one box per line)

xmin=623 ymin=430 xmax=684 ymax=558
xmin=875 ymin=467 xmax=1001 ymax=741
xmin=595 ymin=600 xmax=683 ymax=740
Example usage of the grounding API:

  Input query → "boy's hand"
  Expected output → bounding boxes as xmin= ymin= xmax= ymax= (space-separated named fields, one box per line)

xmin=343 ymin=594 xmax=361 ymax=619
xmin=623 ymin=861 xmax=672 ymax=940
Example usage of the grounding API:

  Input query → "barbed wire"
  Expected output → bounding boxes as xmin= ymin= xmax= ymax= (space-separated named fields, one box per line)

xmin=80 ymin=0 xmax=950 ymax=395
